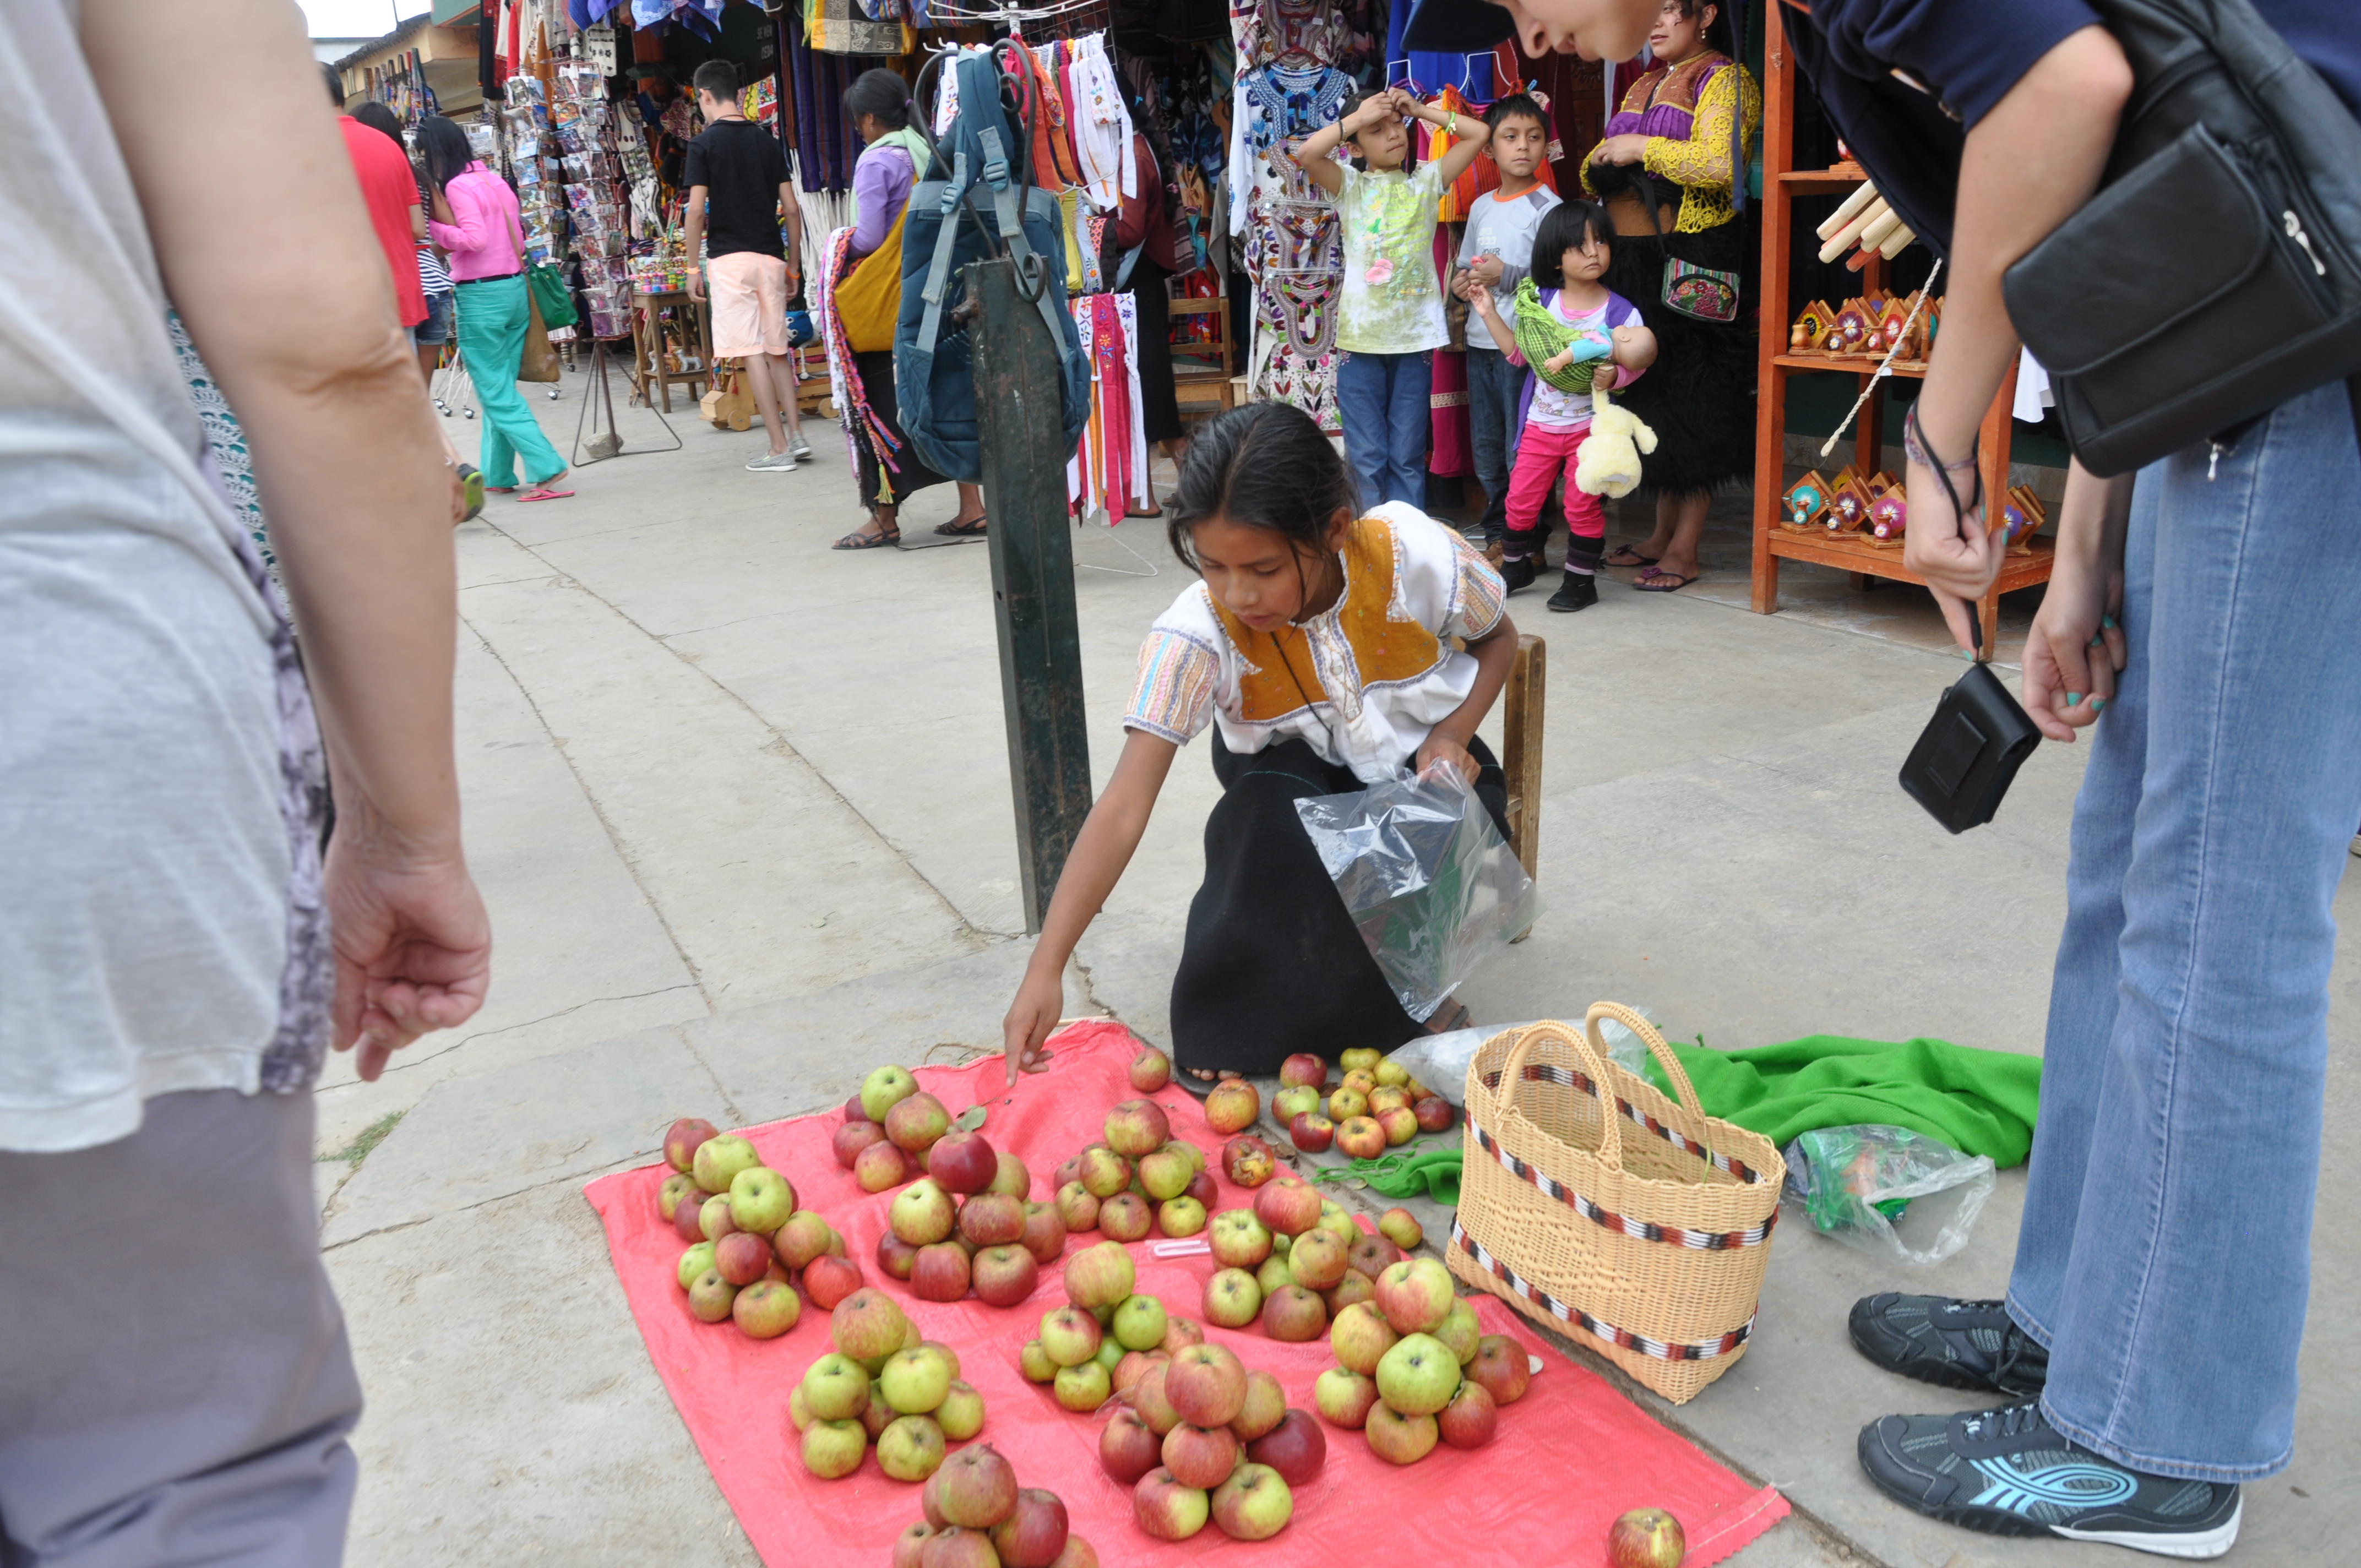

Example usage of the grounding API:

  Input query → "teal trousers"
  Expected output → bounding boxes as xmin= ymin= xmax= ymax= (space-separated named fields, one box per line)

xmin=453 ymin=273 xmax=564 ymax=488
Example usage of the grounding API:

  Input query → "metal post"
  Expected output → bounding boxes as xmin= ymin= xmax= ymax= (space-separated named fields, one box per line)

xmin=965 ymin=255 xmax=1092 ymax=935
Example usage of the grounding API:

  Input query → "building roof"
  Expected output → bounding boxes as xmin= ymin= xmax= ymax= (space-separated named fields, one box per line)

xmin=332 ymin=14 xmax=431 ymax=72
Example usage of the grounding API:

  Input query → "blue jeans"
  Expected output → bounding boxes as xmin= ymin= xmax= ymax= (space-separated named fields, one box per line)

xmin=2006 ymin=378 xmax=2361 ymax=1482
xmin=453 ymin=274 xmax=565 ymax=490
xmin=1466 ymin=347 xmax=1520 ymax=541
xmin=1337 ymin=349 xmax=1430 ymax=509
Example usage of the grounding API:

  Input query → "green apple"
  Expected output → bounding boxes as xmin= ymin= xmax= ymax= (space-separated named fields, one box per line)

xmin=1053 ymin=1359 xmax=1112 ymax=1413
xmin=787 ymin=1384 xmax=813 ymax=1433
xmin=1314 ymin=1201 xmax=1359 ymax=1249
xmin=1210 ymin=1461 xmax=1294 ymax=1542
xmin=935 ymin=1379 xmax=986 ymax=1441
xmin=1435 ymin=1298 xmax=1482 ymax=1365
xmin=733 ymin=1279 xmax=801 ymax=1338
xmin=1094 ymin=1337 xmax=1127 ymax=1373
xmin=1112 ymin=1294 xmax=1169 ymax=1352
xmin=676 ymin=1240 xmax=719 ymax=1291
xmin=698 ymin=1194 xmax=738 ymax=1244
xmin=860 ymin=1064 xmax=920 ymax=1124
xmin=1374 ymin=1332 xmax=1462 ymax=1417
xmin=801 ymin=1353 xmax=872 ymax=1422
xmin=876 ymin=1414 xmax=946 ymax=1482
xmin=1254 ymin=1253 xmax=1293 ymax=1299
xmin=1157 ymin=1196 xmax=1207 ymax=1237
xmin=880 ymin=1347 xmax=951 ymax=1415
xmin=1038 ymin=1305 xmax=1101 ymax=1368
xmin=692 ymin=1133 xmax=759 ymax=1194
xmin=801 ymin=1417 xmax=866 ymax=1479
xmin=1138 ymin=1147 xmax=1193 ymax=1201
xmin=728 ymin=1167 xmax=797 ymax=1235
xmin=687 ymin=1269 xmax=737 ymax=1322
xmin=1018 ymin=1340 xmax=1056 ymax=1384
xmin=657 ymin=1171 xmax=700 ymax=1222
xmin=1209 ymin=1209 xmax=1272 ymax=1270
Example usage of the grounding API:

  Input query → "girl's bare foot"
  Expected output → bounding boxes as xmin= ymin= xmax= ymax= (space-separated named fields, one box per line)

xmin=1185 ymin=1068 xmax=1245 ymax=1083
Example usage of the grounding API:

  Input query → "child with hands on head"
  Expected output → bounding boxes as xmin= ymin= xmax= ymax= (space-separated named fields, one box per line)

xmin=1468 ymin=199 xmax=1657 ymax=611
xmin=1292 ymin=87 xmax=1492 ymax=511
xmin=1001 ymin=402 xmax=1517 ymax=1089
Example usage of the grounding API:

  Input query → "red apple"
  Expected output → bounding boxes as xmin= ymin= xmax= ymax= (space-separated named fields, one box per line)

xmin=971 ymin=1243 xmax=1039 ymax=1308
xmin=664 ymin=1117 xmax=719 ymax=1173
xmin=1161 ymin=1422 xmax=1241 ymax=1490
xmin=925 ymin=1443 xmax=1020 ymax=1530
xmin=1102 ymin=1099 xmax=1171 ymax=1160
xmin=1366 ymin=1401 xmax=1439 ymax=1465
xmin=1438 ymin=1380 xmax=1498 ymax=1449
xmin=830 ymin=1287 xmax=909 ymax=1362
xmin=713 ymin=1229 xmax=773 ymax=1287
xmin=910 ymin=1242 xmax=972 ymax=1302
xmin=1018 ymin=1200 xmax=1067 ymax=1265
xmin=1221 ymin=1135 xmax=1276 ymax=1188
xmin=1260 ymin=1284 xmax=1328 ymax=1342
xmin=1163 ymin=1343 xmax=1248 ymax=1428
xmin=1129 ymin=1047 xmax=1173 ymax=1093
xmin=886 ymin=1091 xmax=953 ymax=1153
xmin=1288 ymin=1112 xmax=1334 ymax=1153
xmin=929 ymin=1129 xmax=1000 ymax=1196
xmin=1377 ymin=1105 xmax=1420 ymax=1146
xmin=1379 ymin=1207 xmax=1425 ymax=1250
xmin=893 ymin=1522 xmax=936 ymax=1568
xmin=670 ymin=1191 xmax=708 ymax=1244
xmin=1279 ymin=1053 xmax=1328 ymax=1090
xmin=1099 ymin=1406 xmax=1162 ymax=1485
xmin=1468 ymin=1334 xmax=1533 ymax=1405
xmin=1054 ymin=1181 xmax=1099 ymax=1234
xmin=1246 ymin=1409 xmax=1325 ymax=1484
xmin=1607 ymin=1508 xmax=1687 ymax=1568
xmin=1373 ymin=1257 xmax=1457 ymax=1336
xmin=1184 ymin=1170 xmax=1219 ymax=1207
xmin=855 ymin=1139 xmax=912 ymax=1193
xmin=957 ymin=1191 xmax=1026 ymax=1249
xmin=1367 ymin=1085 xmax=1412 ymax=1118
xmin=1334 ymin=1115 xmax=1387 ymax=1160
xmin=1347 ymin=1233 xmax=1399 ymax=1279
xmin=1047 ymin=1538 xmax=1097 ymax=1568
xmin=834 ymin=1118 xmax=886 ymax=1170
xmin=1131 ymin=1468 xmax=1211 ymax=1542
xmin=989 ymin=1152 xmax=1031 ymax=1199
xmin=1160 ymin=1317 xmax=1204 ymax=1355
xmin=1324 ymin=1268 xmax=1377 ymax=1315
xmin=920 ymin=1529 xmax=995 ymax=1568
xmin=774 ymin=1211 xmax=835 ymax=1271
xmin=844 ymin=1094 xmax=871 ymax=1125
xmin=1062 ymin=1239 xmax=1136 ymax=1310
xmin=1252 ymin=1181 xmax=1321 ymax=1238
xmin=1129 ymin=1362 xmax=1182 ymax=1436
xmin=1112 ymin=1349 xmax=1160 ymax=1396
xmin=1097 ymin=1192 xmax=1151 ymax=1242
xmin=1414 ymin=1095 xmax=1455 ymax=1132
xmin=876 ymin=1231 xmax=920 ymax=1282
xmin=1076 ymin=1148 xmax=1132 ymax=1200
xmin=1231 ymin=1368 xmax=1286 ymax=1442
xmin=1313 ymin=1366 xmax=1378 ymax=1429
xmin=1052 ymin=1155 xmax=1083 ymax=1191
xmin=988 ymin=1488 xmax=1070 ymax=1568
xmin=803 ymin=1254 xmax=863 ymax=1310
xmin=1286 ymin=1229 xmax=1348 ymax=1291
xmin=1203 ymin=1080 xmax=1260 ymax=1135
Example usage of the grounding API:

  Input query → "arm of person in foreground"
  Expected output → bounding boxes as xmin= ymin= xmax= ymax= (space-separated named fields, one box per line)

xmin=1002 ymin=731 xmax=1180 ymax=1083
xmin=1900 ymin=25 xmax=2133 ymax=649
xmin=84 ymin=0 xmax=491 ymax=1080
xmin=1415 ymin=615 xmax=1519 ymax=783
xmin=683 ymin=184 xmax=709 ymax=300
xmin=2021 ymin=458 xmax=2132 ymax=738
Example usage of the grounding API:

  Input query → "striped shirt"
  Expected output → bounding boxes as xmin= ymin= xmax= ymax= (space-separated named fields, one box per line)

xmin=415 ymin=171 xmax=452 ymax=293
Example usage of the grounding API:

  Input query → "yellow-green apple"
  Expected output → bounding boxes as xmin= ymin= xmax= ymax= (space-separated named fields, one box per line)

xmin=1341 ymin=1069 xmax=1379 ymax=1098
xmin=893 ymin=1522 xmax=935 ymax=1568
xmin=693 ymin=1133 xmax=759 ymax=1194
xmin=1131 ymin=1468 xmax=1210 ymax=1541
xmin=1161 ymin=1422 xmax=1240 ymax=1489
xmin=856 ymin=1139 xmax=912 ymax=1193
xmin=1324 ymin=1268 xmax=1376 ymax=1314
xmin=900 ymin=1319 xmax=926 ymax=1353
xmin=670 ymin=1191 xmax=708 ymax=1244
xmin=665 ymin=1117 xmax=719 ymax=1174
xmin=1166 ymin=1140 xmax=1207 ymax=1174
xmin=1097 ymin=1193 xmax=1151 ymax=1242
xmin=802 ymin=1352 xmax=872 ymax=1420
xmin=1209 ymin=1210 xmax=1271 ymax=1269
xmin=1093 ymin=1337 xmax=1125 ymax=1375
xmin=1340 ymin=1047 xmax=1382 ymax=1074
xmin=1254 ymin=1254 xmax=1294 ymax=1299
xmin=1203 ymin=1080 xmax=1259 ymax=1135
xmin=1435 ymin=1299 xmax=1482 ymax=1364
xmin=1210 ymin=1461 xmax=1293 ymax=1541
xmin=990 ymin=1488 xmax=1070 ymax=1568
xmin=677 ymin=1240 xmax=719 ymax=1291
xmin=657 ymin=1171 xmax=700 ymax=1222
xmin=834 ymin=1118 xmax=887 ymax=1170
xmin=971 ymin=1244 xmax=1038 ymax=1309
xmin=958 ymin=1191 xmax=1026 ymax=1249
xmin=1607 ymin=1508 xmax=1686 ymax=1568
xmin=1252 ymin=1180 xmax=1320 ymax=1238
xmin=1016 ymin=1201 xmax=1066 ymax=1265
xmin=1288 ymin=1112 xmax=1334 ymax=1153
xmin=882 ymin=1347 xmax=952 ymax=1414
xmin=1467 ymin=1335 xmax=1533 ymax=1404
xmin=804 ymin=1254 xmax=863 ymax=1309
xmin=1053 ymin=1359 xmax=1112 ymax=1412
xmin=788 ymin=1384 xmax=814 ymax=1433
xmin=1279 ymin=1053 xmax=1328 ymax=1090
xmin=1138 ymin=1146 xmax=1193 ymax=1201
xmin=698 ymin=1194 xmax=739 ymax=1243
xmin=1310 ymin=1201 xmax=1354 ymax=1248
xmin=1184 ymin=1169 xmax=1219 ymax=1207
xmin=1375 ymin=1332 xmax=1462 ymax=1415
xmin=1286 ymin=1229 xmax=1347 ymax=1291
xmin=876 ymin=1231 xmax=920 ymax=1283
xmin=1109 ymin=1294 xmax=1167 ymax=1351
xmin=1438 ymin=1380 xmax=1498 ymax=1449
xmin=1334 ymin=1115 xmax=1385 ymax=1157
xmin=1076 ymin=1148 xmax=1131 ymax=1200
xmin=861 ymin=1064 xmax=920 ymax=1123
xmin=877 ymin=1413 xmax=947 ymax=1482
xmin=714 ymin=1229 xmax=774 ymax=1287
xmin=775 ymin=1211 xmax=835 ymax=1271
xmin=1347 ymin=1233 xmax=1399 ymax=1280
xmin=910 ymin=1242 xmax=971 ymax=1303
xmin=1156 ymin=1196 xmax=1207 ymax=1237
xmin=990 ymin=1152 xmax=1031 ymax=1199
xmin=1063 ymin=1240 xmax=1135 ymax=1310
xmin=801 ymin=1417 xmax=866 ymax=1479
xmin=1247 ymin=1408 xmax=1325 ymax=1484
xmin=926 ymin=1444 xmax=1020 ymax=1529
xmin=1330 ymin=1300 xmax=1400 ymax=1376
xmin=1038 ymin=1305 xmax=1101 ymax=1368
xmin=1103 ymin=1099 xmax=1171 ymax=1159
xmin=1159 ymin=1317 xmax=1203 ymax=1354
xmin=1413 ymin=1096 xmax=1455 ymax=1133
xmin=886 ymin=1092 xmax=952 ymax=1153
xmin=929 ymin=1129 xmax=1000 ymax=1196
xmin=1046 ymin=1536 xmax=1096 ymax=1568
xmin=1129 ymin=1047 xmax=1172 ymax=1093
xmin=1373 ymin=1257 xmax=1456 ymax=1335
xmin=1313 ymin=1366 xmax=1377 ymax=1429
xmin=1231 ymin=1369 xmax=1286 ymax=1442
xmin=1272 ymin=1085 xmax=1321 ymax=1124
xmin=891 ymin=1179 xmax=957 ymax=1246
xmin=1366 ymin=1401 xmax=1439 ymax=1465
xmin=1221 ymin=1135 xmax=1276 ymax=1188
xmin=935 ymin=1380 xmax=984 ymax=1441
xmin=1018 ymin=1340 xmax=1056 ymax=1384
xmin=1378 ymin=1207 xmax=1424 ymax=1250
xmin=1164 ymin=1342 xmax=1248 ymax=1427
xmin=688 ymin=1268 xmax=736 ymax=1322
xmin=1367 ymin=1085 xmax=1411 ymax=1118
xmin=1202 ymin=1268 xmax=1261 ymax=1329
xmin=1100 ymin=1406 xmax=1162 ymax=1484
xmin=862 ymin=1389 xmax=895 ymax=1440
xmin=1374 ymin=1057 xmax=1411 ymax=1088
xmin=1377 ymin=1106 xmax=1419 ymax=1146
xmin=831 ymin=1288 xmax=910 ymax=1362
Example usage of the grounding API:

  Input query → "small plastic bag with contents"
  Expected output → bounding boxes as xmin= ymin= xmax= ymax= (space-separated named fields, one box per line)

xmin=1781 ymin=1124 xmax=1995 ymax=1266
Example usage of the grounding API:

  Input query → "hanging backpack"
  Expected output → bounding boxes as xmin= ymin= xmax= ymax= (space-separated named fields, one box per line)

xmin=895 ymin=47 xmax=1091 ymax=484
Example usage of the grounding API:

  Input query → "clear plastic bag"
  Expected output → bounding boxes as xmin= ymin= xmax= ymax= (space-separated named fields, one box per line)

xmin=1390 ymin=1005 xmax=1656 ymax=1108
xmin=1294 ymin=765 xmax=1541 ymax=1023
xmin=1781 ymin=1124 xmax=1996 ymax=1266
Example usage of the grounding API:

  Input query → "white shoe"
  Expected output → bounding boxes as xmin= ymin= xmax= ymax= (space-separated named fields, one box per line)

xmin=746 ymin=450 xmax=797 ymax=472
xmin=788 ymin=431 xmax=814 ymax=461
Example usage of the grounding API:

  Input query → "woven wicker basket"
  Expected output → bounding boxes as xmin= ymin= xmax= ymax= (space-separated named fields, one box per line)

xmin=1445 ymin=1004 xmax=1786 ymax=1403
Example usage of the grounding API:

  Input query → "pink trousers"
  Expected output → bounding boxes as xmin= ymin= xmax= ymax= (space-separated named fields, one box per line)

xmin=1504 ymin=421 xmax=1605 ymax=568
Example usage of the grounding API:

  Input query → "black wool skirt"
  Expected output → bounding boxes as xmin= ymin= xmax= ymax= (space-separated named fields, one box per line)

xmin=1168 ymin=732 xmax=1509 ymax=1076
xmin=852 ymin=349 xmax=950 ymax=509
xmin=1603 ymin=217 xmax=1756 ymax=499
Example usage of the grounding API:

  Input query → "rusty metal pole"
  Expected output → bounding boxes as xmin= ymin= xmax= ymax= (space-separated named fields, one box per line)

xmin=963 ymin=255 xmax=1091 ymax=934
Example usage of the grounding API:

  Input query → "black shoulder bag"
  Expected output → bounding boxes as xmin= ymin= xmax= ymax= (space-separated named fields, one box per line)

xmin=2002 ymin=0 xmax=2361 ymax=476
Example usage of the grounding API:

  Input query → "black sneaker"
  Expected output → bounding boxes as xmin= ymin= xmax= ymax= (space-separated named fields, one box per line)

xmin=1547 ymin=571 xmax=1598 ymax=612
xmin=1850 ymin=1293 xmax=2049 ymax=1396
xmin=1859 ymin=1401 xmax=2240 ymax=1558
xmin=1499 ymin=554 xmax=1538 ymax=594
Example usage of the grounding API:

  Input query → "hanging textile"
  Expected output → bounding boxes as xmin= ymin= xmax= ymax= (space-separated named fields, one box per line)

xmin=1421 ymin=86 xmax=1498 ymax=223
xmin=1067 ymin=292 xmax=1152 ymax=525
xmin=1232 ymin=59 xmax=1351 ymax=433
xmin=805 ymin=0 xmax=911 ymax=57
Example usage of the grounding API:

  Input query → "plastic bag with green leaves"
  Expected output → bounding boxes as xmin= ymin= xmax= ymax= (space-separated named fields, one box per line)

xmin=1781 ymin=1124 xmax=1995 ymax=1266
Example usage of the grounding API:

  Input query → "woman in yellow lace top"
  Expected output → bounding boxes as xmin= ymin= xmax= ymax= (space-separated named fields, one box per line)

xmin=1579 ymin=0 xmax=1760 ymax=593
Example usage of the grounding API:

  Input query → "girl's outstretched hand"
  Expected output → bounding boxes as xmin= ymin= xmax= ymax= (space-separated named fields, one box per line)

xmin=1002 ymin=965 xmax=1064 ymax=1087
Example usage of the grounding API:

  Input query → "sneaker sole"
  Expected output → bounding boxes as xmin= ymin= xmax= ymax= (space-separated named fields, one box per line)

xmin=2053 ymin=1500 xmax=2239 ymax=1560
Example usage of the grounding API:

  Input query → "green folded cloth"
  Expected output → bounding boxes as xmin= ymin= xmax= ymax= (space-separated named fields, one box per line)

xmin=1511 ymin=276 xmax=1612 ymax=396
xmin=1642 ymin=1034 xmax=2043 ymax=1168
xmin=1308 ymin=1141 xmax=1462 ymax=1205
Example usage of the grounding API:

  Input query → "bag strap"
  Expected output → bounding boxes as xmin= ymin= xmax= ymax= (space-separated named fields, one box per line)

xmin=1584 ymin=1001 xmax=1705 ymax=1120
xmin=1495 ymin=1020 xmax=1629 ymax=1173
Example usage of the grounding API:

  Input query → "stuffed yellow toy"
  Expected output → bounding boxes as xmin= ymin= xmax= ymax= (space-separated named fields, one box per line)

xmin=1574 ymin=390 xmax=1657 ymax=498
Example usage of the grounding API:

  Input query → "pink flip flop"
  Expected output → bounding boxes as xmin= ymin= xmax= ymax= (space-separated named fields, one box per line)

xmin=518 ymin=486 xmax=574 ymax=503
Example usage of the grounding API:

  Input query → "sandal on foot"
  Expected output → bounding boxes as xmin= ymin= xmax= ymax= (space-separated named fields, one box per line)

xmin=1633 ymin=568 xmax=1698 ymax=593
xmin=1176 ymin=1068 xmax=1244 ymax=1101
xmin=833 ymin=520 xmax=900 ymax=550
xmin=518 ymin=485 xmax=574 ymax=502
xmin=935 ymin=514 xmax=989 ymax=537
xmin=1606 ymin=546 xmax=1659 ymax=569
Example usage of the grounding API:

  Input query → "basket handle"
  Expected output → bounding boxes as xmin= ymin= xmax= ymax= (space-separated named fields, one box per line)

xmin=1495 ymin=1019 xmax=1627 ymax=1173
xmin=1585 ymin=1001 xmax=1705 ymax=1121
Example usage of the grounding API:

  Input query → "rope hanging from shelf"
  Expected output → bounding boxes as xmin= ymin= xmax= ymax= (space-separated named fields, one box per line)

xmin=1817 ymin=257 xmax=1942 ymax=461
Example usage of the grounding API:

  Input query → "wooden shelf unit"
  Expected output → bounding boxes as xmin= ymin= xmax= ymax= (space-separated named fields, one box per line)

xmin=1750 ymin=3 xmax=2046 ymax=662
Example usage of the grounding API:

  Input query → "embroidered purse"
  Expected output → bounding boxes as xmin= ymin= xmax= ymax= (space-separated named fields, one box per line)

xmin=1661 ymin=258 xmax=1740 ymax=323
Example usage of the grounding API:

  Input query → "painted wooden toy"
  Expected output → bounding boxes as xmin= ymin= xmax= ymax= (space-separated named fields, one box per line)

xmin=1832 ymin=298 xmax=1875 ymax=356
xmin=1869 ymin=484 xmax=1908 ymax=540
xmin=1782 ymin=469 xmax=1834 ymax=527
xmin=1790 ymin=299 xmax=1836 ymax=353
xmin=1878 ymin=294 xmax=1919 ymax=358
xmin=2001 ymin=482 xmax=2048 ymax=550
xmin=1828 ymin=465 xmax=1874 ymax=532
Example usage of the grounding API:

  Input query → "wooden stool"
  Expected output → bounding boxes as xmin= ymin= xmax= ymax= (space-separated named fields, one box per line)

xmin=1168 ymin=296 xmax=1237 ymax=421
xmin=630 ymin=289 xmax=712 ymax=413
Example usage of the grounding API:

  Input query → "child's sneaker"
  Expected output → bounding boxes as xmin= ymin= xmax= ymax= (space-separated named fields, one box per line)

xmin=1499 ymin=554 xmax=1538 ymax=594
xmin=1547 ymin=571 xmax=1599 ymax=612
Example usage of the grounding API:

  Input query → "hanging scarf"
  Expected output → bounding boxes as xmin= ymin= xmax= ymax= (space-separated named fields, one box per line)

xmin=820 ymin=225 xmax=905 ymax=499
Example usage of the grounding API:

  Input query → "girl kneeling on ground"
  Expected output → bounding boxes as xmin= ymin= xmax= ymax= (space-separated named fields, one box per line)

xmin=1000 ymin=402 xmax=1517 ymax=1086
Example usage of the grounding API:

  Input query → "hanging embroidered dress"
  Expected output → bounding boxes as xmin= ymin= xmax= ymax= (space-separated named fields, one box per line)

xmin=1231 ymin=61 xmax=1352 ymax=433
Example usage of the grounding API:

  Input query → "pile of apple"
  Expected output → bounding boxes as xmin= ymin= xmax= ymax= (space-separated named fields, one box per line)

xmin=1271 ymin=1049 xmax=1455 ymax=1160
xmin=1015 ymin=1240 xmax=1198 ymax=1414
xmin=790 ymin=1288 xmax=992 ymax=1483
xmin=1311 ymin=1256 xmax=1532 ymax=1464
xmin=661 ymin=1117 xmax=857 ymax=1338
xmin=1108 ymin=1341 xmax=1320 ymax=1543
xmin=1192 ymin=1175 xmax=1416 ymax=1343
xmin=835 ymin=1064 xmax=987 ymax=1194
xmin=1047 ymin=1098 xmax=1252 ymax=1245
xmin=889 ymin=1445 xmax=1097 ymax=1568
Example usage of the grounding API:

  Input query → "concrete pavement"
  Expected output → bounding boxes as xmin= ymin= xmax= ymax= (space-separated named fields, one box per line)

xmin=315 ymin=370 xmax=2355 ymax=1566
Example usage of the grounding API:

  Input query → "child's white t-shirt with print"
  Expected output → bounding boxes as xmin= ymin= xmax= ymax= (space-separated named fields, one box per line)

xmin=1334 ymin=162 xmax=1448 ymax=356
